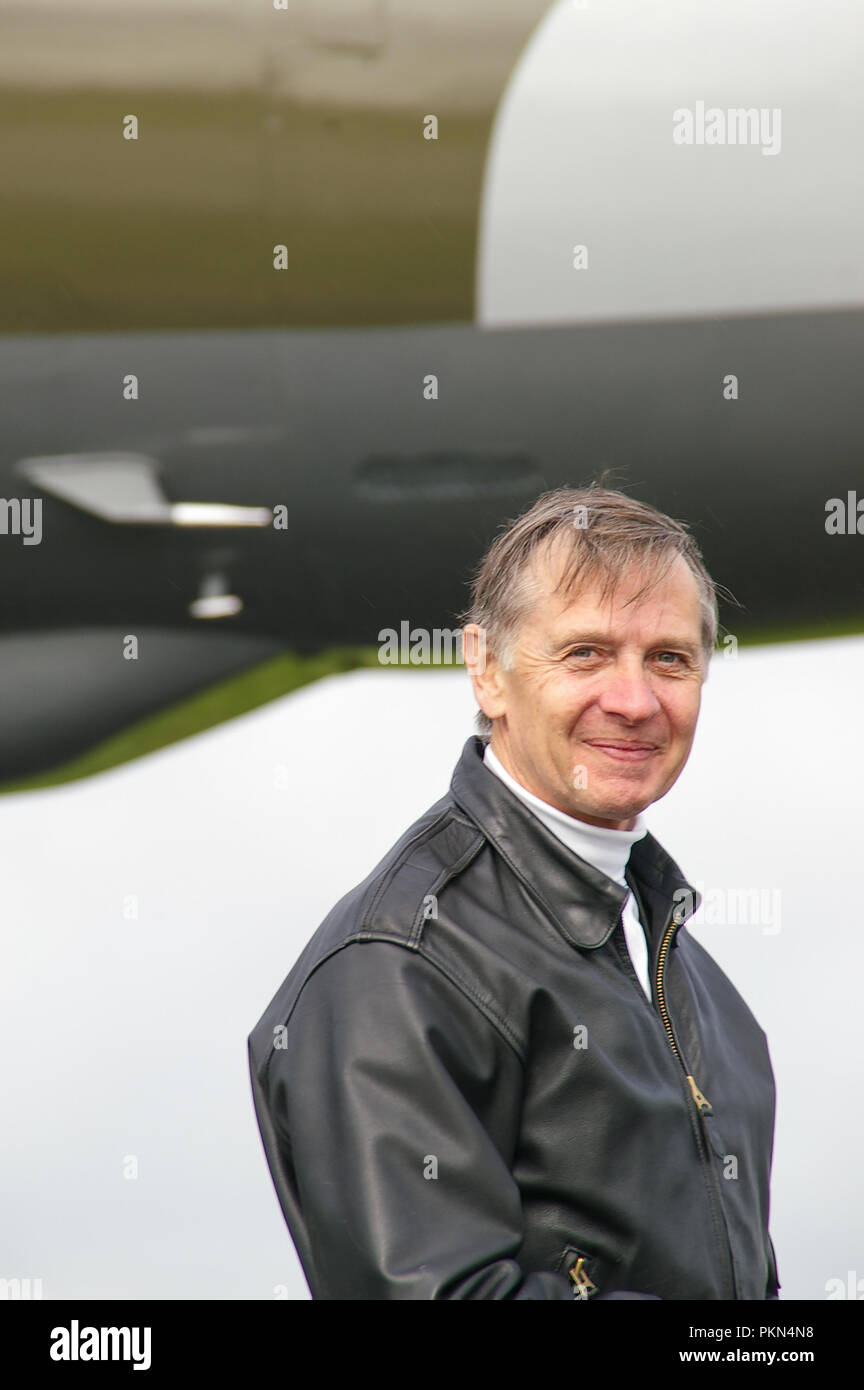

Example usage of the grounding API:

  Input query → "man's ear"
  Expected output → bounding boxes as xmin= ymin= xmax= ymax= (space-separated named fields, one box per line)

xmin=462 ymin=624 xmax=508 ymax=721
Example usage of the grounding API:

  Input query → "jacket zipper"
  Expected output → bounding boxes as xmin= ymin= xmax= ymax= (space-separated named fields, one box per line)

xmin=568 ymin=1256 xmax=597 ymax=1300
xmin=654 ymin=917 xmax=712 ymax=1114
xmin=654 ymin=908 xmax=738 ymax=1298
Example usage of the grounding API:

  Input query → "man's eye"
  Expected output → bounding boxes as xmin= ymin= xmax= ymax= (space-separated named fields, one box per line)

xmin=564 ymin=648 xmax=688 ymax=665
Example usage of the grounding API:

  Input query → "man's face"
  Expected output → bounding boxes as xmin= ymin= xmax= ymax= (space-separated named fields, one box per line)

xmin=468 ymin=546 xmax=707 ymax=830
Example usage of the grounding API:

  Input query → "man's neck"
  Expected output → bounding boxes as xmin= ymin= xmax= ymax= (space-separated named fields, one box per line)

xmin=482 ymin=742 xmax=647 ymax=883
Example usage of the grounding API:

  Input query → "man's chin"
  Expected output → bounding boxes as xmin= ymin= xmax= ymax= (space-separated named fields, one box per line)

xmin=565 ymin=785 xmax=656 ymax=827
xmin=571 ymin=762 xmax=671 ymax=812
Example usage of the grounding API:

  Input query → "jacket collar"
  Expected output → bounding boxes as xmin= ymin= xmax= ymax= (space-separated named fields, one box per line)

xmin=450 ymin=736 xmax=701 ymax=951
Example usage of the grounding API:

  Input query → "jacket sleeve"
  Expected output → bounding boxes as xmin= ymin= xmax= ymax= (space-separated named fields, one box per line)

xmin=250 ymin=937 xmax=574 ymax=1300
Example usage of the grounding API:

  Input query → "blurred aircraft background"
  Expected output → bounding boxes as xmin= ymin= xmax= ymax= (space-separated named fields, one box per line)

xmin=0 ymin=0 xmax=861 ymax=1301
xmin=0 ymin=0 xmax=862 ymax=784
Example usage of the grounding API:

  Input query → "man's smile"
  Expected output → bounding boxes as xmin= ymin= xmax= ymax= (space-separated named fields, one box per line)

xmin=582 ymin=737 xmax=659 ymax=763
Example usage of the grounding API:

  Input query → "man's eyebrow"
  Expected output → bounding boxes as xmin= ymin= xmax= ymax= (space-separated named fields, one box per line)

xmin=552 ymin=631 xmax=702 ymax=658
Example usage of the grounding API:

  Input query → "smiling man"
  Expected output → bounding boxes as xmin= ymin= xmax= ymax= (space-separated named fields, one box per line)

xmin=466 ymin=527 xmax=706 ymax=834
xmin=247 ymin=484 xmax=780 ymax=1301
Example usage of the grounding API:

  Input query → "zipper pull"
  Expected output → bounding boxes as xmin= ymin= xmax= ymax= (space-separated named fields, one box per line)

xmin=568 ymin=1257 xmax=598 ymax=1300
xmin=686 ymin=1074 xmax=713 ymax=1114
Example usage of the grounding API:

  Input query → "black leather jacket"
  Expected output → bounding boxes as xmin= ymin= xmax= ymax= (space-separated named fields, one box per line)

xmin=247 ymin=735 xmax=780 ymax=1300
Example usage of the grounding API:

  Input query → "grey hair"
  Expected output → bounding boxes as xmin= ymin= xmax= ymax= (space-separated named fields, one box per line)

xmin=459 ymin=484 xmax=724 ymax=738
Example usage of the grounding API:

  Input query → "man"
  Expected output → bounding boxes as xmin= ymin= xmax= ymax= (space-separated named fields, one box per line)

xmin=247 ymin=484 xmax=780 ymax=1300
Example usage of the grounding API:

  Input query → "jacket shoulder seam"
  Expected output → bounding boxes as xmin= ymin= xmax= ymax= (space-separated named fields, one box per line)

xmin=264 ymin=937 xmax=526 ymax=1081
xmin=356 ymin=806 xmax=455 ymax=929
xmin=357 ymin=806 xmax=486 ymax=945
xmin=416 ymin=940 xmax=526 ymax=1062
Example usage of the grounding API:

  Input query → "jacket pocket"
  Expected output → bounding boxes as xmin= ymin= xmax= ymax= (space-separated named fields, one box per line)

xmin=555 ymin=1241 xmax=621 ymax=1300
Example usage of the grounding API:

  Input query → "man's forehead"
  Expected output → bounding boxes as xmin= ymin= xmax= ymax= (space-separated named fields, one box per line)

xmin=524 ymin=543 xmax=701 ymax=628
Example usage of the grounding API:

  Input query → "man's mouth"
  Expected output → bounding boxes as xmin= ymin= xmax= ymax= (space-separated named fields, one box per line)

xmin=583 ymin=739 xmax=659 ymax=763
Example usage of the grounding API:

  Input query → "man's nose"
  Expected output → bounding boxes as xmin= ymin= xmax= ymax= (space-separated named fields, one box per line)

xmin=595 ymin=667 xmax=663 ymax=723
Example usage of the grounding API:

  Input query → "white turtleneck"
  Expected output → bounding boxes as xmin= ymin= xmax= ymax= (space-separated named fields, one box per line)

xmin=482 ymin=743 xmax=652 ymax=1000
